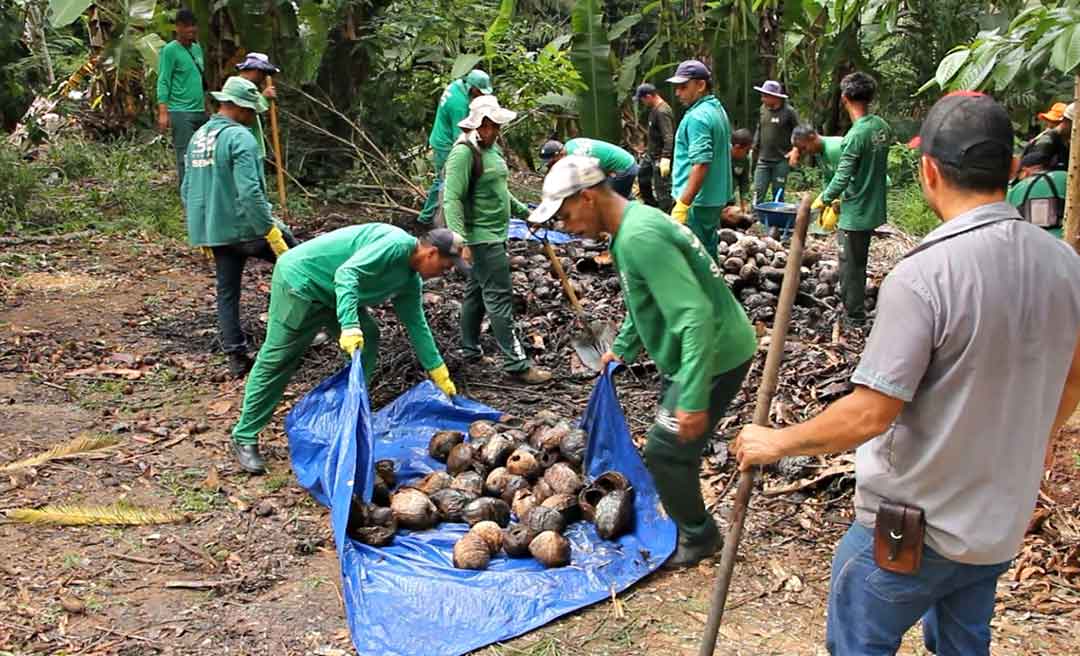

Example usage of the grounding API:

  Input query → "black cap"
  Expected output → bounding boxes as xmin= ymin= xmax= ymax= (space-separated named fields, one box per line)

xmin=425 ymin=229 xmax=470 ymax=274
xmin=634 ymin=83 xmax=657 ymax=100
xmin=915 ymin=92 xmax=1013 ymax=171
xmin=539 ymin=139 xmax=564 ymax=161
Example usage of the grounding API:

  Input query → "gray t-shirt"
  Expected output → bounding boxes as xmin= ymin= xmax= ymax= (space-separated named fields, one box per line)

xmin=851 ymin=201 xmax=1080 ymax=565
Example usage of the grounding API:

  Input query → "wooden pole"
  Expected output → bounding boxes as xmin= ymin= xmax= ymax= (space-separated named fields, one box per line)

xmin=266 ymin=76 xmax=288 ymax=217
xmin=1063 ymin=74 xmax=1080 ymax=251
xmin=698 ymin=194 xmax=812 ymax=656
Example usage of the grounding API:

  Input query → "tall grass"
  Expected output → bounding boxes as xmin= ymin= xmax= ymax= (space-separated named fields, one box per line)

xmin=888 ymin=182 xmax=940 ymax=237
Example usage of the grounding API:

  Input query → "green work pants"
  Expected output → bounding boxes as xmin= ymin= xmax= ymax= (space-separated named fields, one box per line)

xmin=460 ymin=241 xmax=530 ymax=372
xmin=688 ymin=205 xmax=722 ymax=264
xmin=170 ymin=111 xmax=208 ymax=191
xmin=644 ymin=360 xmax=751 ymax=546
xmin=837 ymin=229 xmax=872 ymax=322
xmin=753 ymin=159 xmax=789 ymax=204
xmin=418 ymin=148 xmax=450 ymax=225
xmin=231 ymin=275 xmax=379 ymax=445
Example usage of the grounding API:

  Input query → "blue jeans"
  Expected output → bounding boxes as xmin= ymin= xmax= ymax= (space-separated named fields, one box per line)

xmin=611 ymin=164 xmax=640 ymax=199
xmin=827 ymin=522 xmax=1011 ymax=656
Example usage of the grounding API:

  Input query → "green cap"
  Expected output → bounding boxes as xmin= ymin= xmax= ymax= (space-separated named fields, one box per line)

xmin=464 ymin=69 xmax=493 ymax=95
xmin=211 ymin=76 xmax=269 ymax=113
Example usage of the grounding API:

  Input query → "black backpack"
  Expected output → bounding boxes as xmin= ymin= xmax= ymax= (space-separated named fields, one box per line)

xmin=1017 ymin=172 xmax=1064 ymax=229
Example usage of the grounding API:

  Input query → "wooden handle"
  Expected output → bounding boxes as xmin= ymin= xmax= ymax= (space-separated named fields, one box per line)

xmin=542 ymin=240 xmax=585 ymax=316
xmin=266 ymin=76 xmax=288 ymax=216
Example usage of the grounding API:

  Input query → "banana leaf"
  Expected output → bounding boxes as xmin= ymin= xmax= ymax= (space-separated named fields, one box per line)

xmin=570 ymin=0 xmax=618 ymax=142
xmin=484 ymin=0 xmax=515 ymax=69
xmin=48 ymin=0 xmax=92 ymax=27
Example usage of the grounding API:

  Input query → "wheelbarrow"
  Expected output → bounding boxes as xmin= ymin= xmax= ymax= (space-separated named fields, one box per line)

xmin=753 ymin=189 xmax=798 ymax=240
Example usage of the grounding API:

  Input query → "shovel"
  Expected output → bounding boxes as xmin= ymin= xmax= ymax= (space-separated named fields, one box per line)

xmin=540 ymin=238 xmax=615 ymax=371
xmin=698 ymin=193 xmax=813 ymax=655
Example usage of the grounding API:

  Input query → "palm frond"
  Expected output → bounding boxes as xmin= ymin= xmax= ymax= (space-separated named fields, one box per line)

xmin=6 ymin=502 xmax=187 ymax=526
xmin=2 ymin=434 xmax=119 ymax=471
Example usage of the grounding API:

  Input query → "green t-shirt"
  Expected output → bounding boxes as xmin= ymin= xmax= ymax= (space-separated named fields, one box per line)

xmin=610 ymin=202 xmax=757 ymax=412
xmin=428 ymin=80 xmax=471 ymax=154
xmin=822 ymin=115 xmax=891 ymax=231
xmin=731 ymin=154 xmax=751 ymax=201
xmin=442 ymin=134 xmax=529 ymax=245
xmin=275 ymin=223 xmax=443 ymax=370
xmin=156 ymin=40 xmax=206 ymax=112
xmin=565 ymin=138 xmax=635 ymax=175
xmin=182 ymin=114 xmax=271 ymax=247
xmin=673 ymin=95 xmax=733 ymax=208
xmin=817 ymin=136 xmax=843 ymax=183
xmin=1007 ymin=170 xmax=1067 ymax=238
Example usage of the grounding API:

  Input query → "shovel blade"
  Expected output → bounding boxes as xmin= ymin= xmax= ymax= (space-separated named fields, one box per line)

xmin=572 ymin=320 xmax=617 ymax=371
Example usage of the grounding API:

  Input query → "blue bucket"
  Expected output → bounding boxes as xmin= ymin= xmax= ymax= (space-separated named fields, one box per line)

xmin=754 ymin=201 xmax=798 ymax=233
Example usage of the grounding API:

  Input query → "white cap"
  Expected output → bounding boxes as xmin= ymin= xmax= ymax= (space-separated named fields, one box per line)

xmin=458 ymin=95 xmax=517 ymax=130
xmin=1066 ymin=102 xmax=1077 ymax=122
xmin=527 ymin=155 xmax=608 ymax=224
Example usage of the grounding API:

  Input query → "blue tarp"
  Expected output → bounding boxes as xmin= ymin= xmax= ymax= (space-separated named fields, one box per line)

xmin=507 ymin=218 xmax=578 ymax=244
xmin=285 ymin=361 xmax=677 ymax=656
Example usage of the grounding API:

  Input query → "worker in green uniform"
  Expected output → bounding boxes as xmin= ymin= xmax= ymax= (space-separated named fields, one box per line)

xmin=443 ymin=95 xmax=551 ymax=385
xmin=183 ymin=77 xmax=285 ymax=379
xmin=730 ymin=129 xmax=753 ymax=211
xmin=157 ymin=8 xmax=207 ymax=190
xmin=229 ymin=224 xmax=465 ymax=473
xmin=528 ymin=155 xmax=756 ymax=567
xmin=668 ymin=60 xmax=733 ymax=262
xmin=1007 ymin=149 xmax=1067 ymax=238
xmin=751 ymin=80 xmax=799 ymax=204
xmin=789 ymin=125 xmax=844 ymax=182
xmin=635 ymin=83 xmax=675 ymax=211
xmin=811 ymin=72 xmax=891 ymax=326
xmin=538 ymin=138 xmax=639 ymax=199
xmin=418 ymin=70 xmax=494 ymax=225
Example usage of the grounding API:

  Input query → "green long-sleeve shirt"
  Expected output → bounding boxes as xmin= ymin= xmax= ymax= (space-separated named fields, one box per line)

xmin=428 ymin=79 xmax=471 ymax=154
xmin=182 ymin=115 xmax=272 ymax=246
xmin=275 ymin=223 xmax=444 ymax=370
xmin=822 ymin=115 xmax=891 ymax=231
xmin=442 ymin=134 xmax=528 ymax=245
xmin=564 ymin=138 xmax=636 ymax=174
xmin=815 ymin=136 xmax=843 ymax=184
xmin=673 ymin=95 xmax=733 ymax=208
xmin=156 ymin=40 xmax=205 ymax=112
xmin=611 ymin=203 xmax=757 ymax=412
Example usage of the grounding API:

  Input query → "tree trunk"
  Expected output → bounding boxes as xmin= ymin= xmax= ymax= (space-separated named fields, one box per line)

xmin=1065 ymin=73 xmax=1080 ymax=251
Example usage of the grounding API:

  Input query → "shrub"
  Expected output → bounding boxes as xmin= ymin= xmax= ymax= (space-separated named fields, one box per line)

xmin=0 ymin=143 xmax=40 ymax=233
xmin=888 ymin=182 xmax=939 ymax=237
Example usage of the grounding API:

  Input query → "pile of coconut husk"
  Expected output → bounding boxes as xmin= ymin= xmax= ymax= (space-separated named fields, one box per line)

xmin=345 ymin=413 xmax=635 ymax=570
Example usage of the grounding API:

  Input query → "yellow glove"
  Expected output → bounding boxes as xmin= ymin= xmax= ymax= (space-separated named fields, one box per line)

xmin=820 ymin=203 xmax=839 ymax=231
xmin=811 ymin=194 xmax=826 ymax=211
xmin=428 ymin=364 xmax=457 ymax=397
xmin=671 ymin=199 xmax=690 ymax=224
xmin=200 ymin=247 xmax=214 ymax=261
xmin=659 ymin=157 xmax=671 ymax=178
xmin=339 ymin=328 xmax=364 ymax=356
xmin=266 ymin=226 xmax=289 ymax=257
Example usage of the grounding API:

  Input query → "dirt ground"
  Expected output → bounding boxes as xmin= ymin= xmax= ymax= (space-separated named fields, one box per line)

xmin=1 ymin=216 xmax=1078 ymax=655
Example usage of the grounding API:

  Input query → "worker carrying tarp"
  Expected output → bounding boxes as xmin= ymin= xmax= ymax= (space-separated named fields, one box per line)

xmin=227 ymin=223 xmax=465 ymax=473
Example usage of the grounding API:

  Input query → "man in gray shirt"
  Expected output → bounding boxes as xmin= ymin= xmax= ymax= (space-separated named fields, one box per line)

xmin=734 ymin=92 xmax=1080 ymax=655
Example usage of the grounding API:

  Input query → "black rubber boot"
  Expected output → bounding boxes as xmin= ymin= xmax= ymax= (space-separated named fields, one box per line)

xmin=228 ymin=352 xmax=254 ymax=379
xmin=231 ymin=442 xmax=267 ymax=474
xmin=663 ymin=522 xmax=722 ymax=569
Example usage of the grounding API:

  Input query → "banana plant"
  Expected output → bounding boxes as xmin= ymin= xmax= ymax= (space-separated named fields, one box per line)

xmin=570 ymin=0 xmax=618 ymax=141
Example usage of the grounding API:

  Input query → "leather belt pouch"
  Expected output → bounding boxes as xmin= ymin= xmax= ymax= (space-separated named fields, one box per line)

xmin=873 ymin=500 xmax=925 ymax=575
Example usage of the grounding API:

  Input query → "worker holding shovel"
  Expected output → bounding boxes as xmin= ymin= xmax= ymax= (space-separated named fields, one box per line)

xmin=229 ymin=224 xmax=465 ymax=473
xmin=529 ymin=155 xmax=757 ymax=567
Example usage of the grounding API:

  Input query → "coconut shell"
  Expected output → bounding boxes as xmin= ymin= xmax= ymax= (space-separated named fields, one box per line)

xmin=593 ymin=471 xmax=631 ymax=494
xmin=411 ymin=470 xmax=452 ymax=496
xmin=390 ymin=488 xmax=438 ymax=530
xmin=450 ymin=471 xmax=484 ymax=499
xmin=375 ymin=459 xmax=396 ymax=488
xmin=595 ymin=489 xmax=634 ymax=540
xmin=532 ymin=478 xmax=555 ymax=504
xmin=578 ymin=484 xmax=606 ymax=522
xmin=541 ymin=493 xmax=582 ymax=524
xmin=469 ymin=420 xmax=498 ymax=441
xmin=428 ymin=430 xmax=465 ymax=462
xmin=484 ymin=467 xmax=512 ymax=497
xmin=506 ymin=448 xmax=541 ymax=479
xmin=529 ymin=531 xmax=571 ymax=568
xmin=530 ymin=420 xmax=572 ymax=451
xmin=511 ymin=489 xmax=537 ymax=520
xmin=430 ymin=488 xmax=472 ymax=523
xmin=352 ymin=525 xmax=396 ymax=547
xmin=503 ymin=524 xmax=534 ymax=557
xmin=558 ymin=429 xmax=587 ymax=468
xmin=453 ymin=533 xmax=491 ymax=570
xmin=501 ymin=428 xmax=528 ymax=444
xmin=463 ymin=497 xmax=511 ymax=527
xmin=544 ymin=463 xmax=583 ymax=496
xmin=367 ymin=505 xmax=395 ymax=527
xmin=500 ymin=475 xmax=530 ymax=505
xmin=536 ymin=447 xmax=560 ymax=470
xmin=446 ymin=443 xmax=476 ymax=475
xmin=523 ymin=410 xmax=560 ymax=435
xmin=481 ymin=434 xmax=515 ymax=468
xmin=524 ymin=505 xmax=566 ymax=535
xmin=469 ymin=520 xmax=504 ymax=553
xmin=372 ymin=476 xmax=391 ymax=507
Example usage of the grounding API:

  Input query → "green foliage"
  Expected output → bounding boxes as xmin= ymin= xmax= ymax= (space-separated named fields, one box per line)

xmin=484 ymin=0 xmax=516 ymax=69
xmin=887 ymin=141 xmax=919 ymax=187
xmin=570 ymin=0 xmax=618 ymax=142
xmin=0 ymin=144 xmax=42 ymax=231
xmin=889 ymin=182 xmax=939 ymax=237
